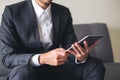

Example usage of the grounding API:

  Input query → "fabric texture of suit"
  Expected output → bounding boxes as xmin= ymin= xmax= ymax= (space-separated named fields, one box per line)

xmin=0 ymin=0 xmax=76 ymax=68
xmin=0 ymin=0 xmax=105 ymax=80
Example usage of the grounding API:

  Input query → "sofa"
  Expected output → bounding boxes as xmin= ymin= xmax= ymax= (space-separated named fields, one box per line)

xmin=73 ymin=23 xmax=120 ymax=80
xmin=0 ymin=23 xmax=120 ymax=80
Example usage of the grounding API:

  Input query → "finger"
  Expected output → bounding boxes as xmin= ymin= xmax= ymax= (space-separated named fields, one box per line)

xmin=57 ymin=58 xmax=66 ymax=65
xmin=57 ymin=48 xmax=66 ymax=52
xmin=58 ymin=58 xmax=64 ymax=62
xmin=65 ymin=51 xmax=70 ymax=56
xmin=72 ymin=44 xmax=81 ymax=54
xmin=66 ymin=49 xmax=76 ymax=56
xmin=57 ymin=51 xmax=66 ymax=57
xmin=74 ymin=43 xmax=85 ymax=55
xmin=58 ymin=61 xmax=65 ymax=65
xmin=57 ymin=55 xmax=67 ymax=62
xmin=83 ymin=41 xmax=89 ymax=53
xmin=62 ymin=58 xmax=68 ymax=62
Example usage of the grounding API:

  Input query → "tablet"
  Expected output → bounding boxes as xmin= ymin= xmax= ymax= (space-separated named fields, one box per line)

xmin=67 ymin=35 xmax=103 ymax=50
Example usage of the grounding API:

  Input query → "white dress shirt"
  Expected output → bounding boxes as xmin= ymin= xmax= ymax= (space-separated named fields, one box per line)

xmin=31 ymin=0 xmax=53 ymax=66
xmin=30 ymin=0 xmax=86 ymax=66
xmin=32 ymin=0 xmax=53 ymax=48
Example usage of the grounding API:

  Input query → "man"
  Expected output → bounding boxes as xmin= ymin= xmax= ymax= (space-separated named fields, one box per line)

xmin=0 ymin=0 xmax=105 ymax=80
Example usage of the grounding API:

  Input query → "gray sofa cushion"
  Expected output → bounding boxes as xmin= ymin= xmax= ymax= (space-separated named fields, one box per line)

xmin=104 ymin=63 xmax=120 ymax=80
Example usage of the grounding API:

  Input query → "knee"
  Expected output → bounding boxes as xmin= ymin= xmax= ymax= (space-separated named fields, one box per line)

xmin=8 ymin=65 xmax=35 ymax=80
xmin=85 ymin=57 xmax=105 ymax=73
xmin=82 ymin=57 xmax=105 ymax=79
xmin=92 ymin=60 xmax=105 ymax=80
xmin=96 ymin=61 xmax=105 ymax=77
xmin=90 ymin=57 xmax=105 ymax=74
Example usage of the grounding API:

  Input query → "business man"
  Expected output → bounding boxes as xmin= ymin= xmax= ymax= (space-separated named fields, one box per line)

xmin=0 ymin=0 xmax=105 ymax=80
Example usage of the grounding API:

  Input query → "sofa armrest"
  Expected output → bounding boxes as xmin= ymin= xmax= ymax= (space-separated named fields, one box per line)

xmin=104 ymin=63 xmax=120 ymax=80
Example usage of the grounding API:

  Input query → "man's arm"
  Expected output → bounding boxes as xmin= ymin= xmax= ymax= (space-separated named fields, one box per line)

xmin=60 ymin=8 xmax=89 ymax=64
xmin=0 ymin=6 xmax=34 ymax=68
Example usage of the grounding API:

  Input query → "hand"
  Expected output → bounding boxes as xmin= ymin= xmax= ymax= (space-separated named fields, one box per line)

xmin=67 ymin=41 xmax=98 ymax=62
xmin=39 ymin=48 xmax=68 ymax=66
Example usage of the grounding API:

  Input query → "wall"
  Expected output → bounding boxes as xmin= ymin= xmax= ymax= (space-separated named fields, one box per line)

xmin=0 ymin=0 xmax=120 ymax=62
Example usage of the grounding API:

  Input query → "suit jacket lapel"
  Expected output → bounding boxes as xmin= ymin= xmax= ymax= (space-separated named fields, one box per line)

xmin=26 ymin=0 xmax=44 ymax=50
xmin=24 ymin=2 xmax=59 ymax=51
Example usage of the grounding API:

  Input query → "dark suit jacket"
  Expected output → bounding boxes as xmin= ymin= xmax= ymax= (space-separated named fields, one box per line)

xmin=0 ymin=0 xmax=77 ymax=68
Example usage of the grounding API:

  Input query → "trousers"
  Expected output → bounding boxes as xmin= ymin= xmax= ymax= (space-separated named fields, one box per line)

xmin=7 ymin=57 xmax=105 ymax=80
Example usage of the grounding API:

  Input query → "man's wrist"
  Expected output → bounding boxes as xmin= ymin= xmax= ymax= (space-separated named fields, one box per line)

xmin=38 ymin=54 xmax=43 ymax=65
xmin=75 ymin=57 xmax=88 ymax=64
xmin=30 ymin=54 xmax=41 ymax=66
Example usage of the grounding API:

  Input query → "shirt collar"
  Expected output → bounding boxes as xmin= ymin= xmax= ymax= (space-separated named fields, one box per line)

xmin=32 ymin=0 xmax=51 ymax=18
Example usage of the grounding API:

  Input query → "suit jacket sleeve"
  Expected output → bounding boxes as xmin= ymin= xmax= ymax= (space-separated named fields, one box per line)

xmin=60 ymin=8 xmax=77 ymax=63
xmin=0 ymin=6 xmax=33 ymax=68
xmin=61 ymin=8 xmax=77 ymax=48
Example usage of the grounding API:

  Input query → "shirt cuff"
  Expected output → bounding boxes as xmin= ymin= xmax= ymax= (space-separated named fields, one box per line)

xmin=75 ymin=57 xmax=87 ymax=64
xmin=30 ymin=54 xmax=41 ymax=66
